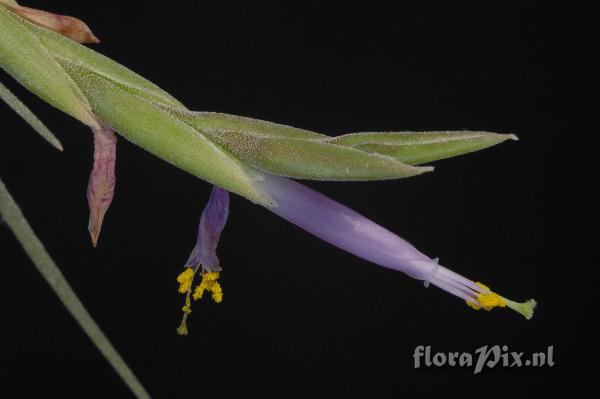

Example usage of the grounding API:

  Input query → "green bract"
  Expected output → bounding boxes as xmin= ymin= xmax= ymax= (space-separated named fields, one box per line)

xmin=0 ymin=4 xmax=516 ymax=207
xmin=172 ymin=109 xmax=431 ymax=180
xmin=0 ymin=6 xmax=98 ymax=127
xmin=330 ymin=131 xmax=518 ymax=166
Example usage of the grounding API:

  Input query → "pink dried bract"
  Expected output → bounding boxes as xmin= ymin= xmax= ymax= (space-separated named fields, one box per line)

xmin=6 ymin=2 xmax=100 ymax=43
xmin=87 ymin=125 xmax=117 ymax=247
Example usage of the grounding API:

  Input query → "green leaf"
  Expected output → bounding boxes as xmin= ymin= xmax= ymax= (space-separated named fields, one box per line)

xmin=329 ymin=131 xmax=518 ymax=165
xmin=0 ymin=178 xmax=150 ymax=399
xmin=0 ymin=80 xmax=63 ymax=150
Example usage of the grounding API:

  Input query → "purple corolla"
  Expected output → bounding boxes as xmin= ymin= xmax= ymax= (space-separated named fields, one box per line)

xmin=176 ymin=186 xmax=228 ymax=335
xmin=184 ymin=185 xmax=229 ymax=274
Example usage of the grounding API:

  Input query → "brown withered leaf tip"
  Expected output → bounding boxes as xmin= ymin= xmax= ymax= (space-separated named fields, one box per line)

xmin=7 ymin=3 xmax=100 ymax=43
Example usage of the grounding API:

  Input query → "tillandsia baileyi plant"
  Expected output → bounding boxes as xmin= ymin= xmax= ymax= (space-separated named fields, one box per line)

xmin=0 ymin=2 xmax=537 ymax=398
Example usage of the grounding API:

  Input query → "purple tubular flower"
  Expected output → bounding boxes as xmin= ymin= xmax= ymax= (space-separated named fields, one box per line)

xmin=259 ymin=174 xmax=434 ymax=279
xmin=87 ymin=124 xmax=117 ymax=247
xmin=176 ymin=185 xmax=228 ymax=335
xmin=257 ymin=174 xmax=536 ymax=319
xmin=184 ymin=185 xmax=230 ymax=272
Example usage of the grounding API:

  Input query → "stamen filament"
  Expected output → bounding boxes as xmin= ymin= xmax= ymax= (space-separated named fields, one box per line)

xmin=431 ymin=278 xmax=474 ymax=302
xmin=433 ymin=273 xmax=479 ymax=301
xmin=176 ymin=267 xmax=199 ymax=336
xmin=436 ymin=266 xmax=483 ymax=293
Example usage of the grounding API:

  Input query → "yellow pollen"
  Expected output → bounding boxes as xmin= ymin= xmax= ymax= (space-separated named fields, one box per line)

xmin=182 ymin=295 xmax=192 ymax=314
xmin=176 ymin=267 xmax=198 ymax=336
xmin=193 ymin=271 xmax=223 ymax=303
xmin=176 ymin=269 xmax=223 ymax=335
xmin=466 ymin=282 xmax=506 ymax=311
xmin=176 ymin=267 xmax=195 ymax=293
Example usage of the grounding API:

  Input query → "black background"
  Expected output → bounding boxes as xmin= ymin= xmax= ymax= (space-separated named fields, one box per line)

xmin=1 ymin=1 xmax=597 ymax=398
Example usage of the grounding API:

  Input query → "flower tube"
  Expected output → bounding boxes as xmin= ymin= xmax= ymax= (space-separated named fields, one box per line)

xmin=257 ymin=174 xmax=536 ymax=319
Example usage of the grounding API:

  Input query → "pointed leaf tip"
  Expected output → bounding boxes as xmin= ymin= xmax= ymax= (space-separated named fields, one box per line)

xmin=0 ymin=178 xmax=151 ymax=399
xmin=330 ymin=131 xmax=519 ymax=166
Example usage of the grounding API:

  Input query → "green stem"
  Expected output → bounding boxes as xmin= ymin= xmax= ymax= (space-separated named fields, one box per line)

xmin=0 ymin=178 xmax=150 ymax=399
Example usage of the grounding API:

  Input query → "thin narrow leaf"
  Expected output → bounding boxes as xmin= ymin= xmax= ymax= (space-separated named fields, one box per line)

xmin=0 ymin=80 xmax=63 ymax=150
xmin=329 ymin=131 xmax=518 ymax=165
xmin=0 ymin=178 xmax=150 ymax=399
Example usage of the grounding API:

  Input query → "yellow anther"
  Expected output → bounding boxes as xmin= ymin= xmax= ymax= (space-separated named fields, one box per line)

xmin=466 ymin=300 xmax=482 ymax=310
xmin=193 ymin=271 xmax=223 ymax=303
xmin=176 ymin=267 xmax=195 ymax=293
xmin=176 ymin=269 xmax=223 ymax=335
xmin=176 ymin=267 xmax=197 ymax=336
xmin=466 ymin=282 xmax=506 ymax=311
